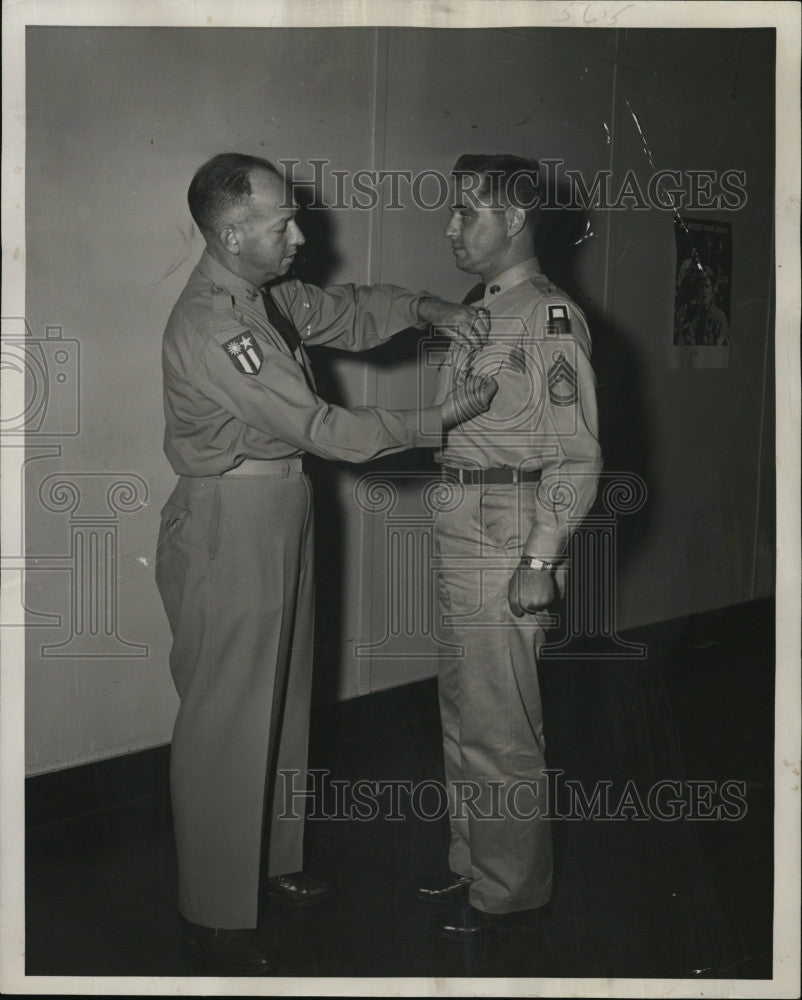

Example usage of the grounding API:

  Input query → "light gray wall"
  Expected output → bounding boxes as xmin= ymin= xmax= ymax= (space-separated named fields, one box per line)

xmin=23 ymin=26 xmax=775 ymax=774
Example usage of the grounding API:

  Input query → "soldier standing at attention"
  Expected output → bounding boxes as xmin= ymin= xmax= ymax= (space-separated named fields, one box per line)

xmin=156 ymin=153 xmax=496 ymax=974
xmin=416 ymin=153 xmax=602 ymax=938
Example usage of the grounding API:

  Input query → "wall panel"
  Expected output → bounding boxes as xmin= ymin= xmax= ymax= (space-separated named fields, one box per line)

xmin=24 ymin=27 xmax=381 ymax=770
xmin=21 ymin=26 xmax=775 ymax=772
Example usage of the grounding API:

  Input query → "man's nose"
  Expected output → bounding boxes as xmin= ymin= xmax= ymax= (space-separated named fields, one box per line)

xmin=444 ymin=215 xmax=458 ymax=239
xmin=289 ymin=219 xmax=305 ymax=247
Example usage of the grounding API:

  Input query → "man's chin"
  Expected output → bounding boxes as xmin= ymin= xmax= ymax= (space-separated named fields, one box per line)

xmin=267 ymin=259 xmax=294 ymax=281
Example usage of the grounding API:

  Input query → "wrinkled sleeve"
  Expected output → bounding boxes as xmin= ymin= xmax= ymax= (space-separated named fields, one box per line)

xmin=189 ymin=317 xmax=442 ymax=462
xmin=277 ymin=280 xmax=424 ymax=352
xmin=526 ymin=301 xmax=603 ymax=557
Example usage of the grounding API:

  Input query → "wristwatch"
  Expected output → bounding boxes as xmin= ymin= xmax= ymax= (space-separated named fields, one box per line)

xmin=519 ymin=555 xmax=560 ymax=572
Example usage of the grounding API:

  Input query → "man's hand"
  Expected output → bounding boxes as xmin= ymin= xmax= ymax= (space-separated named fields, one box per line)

xmin=441 ymin=375 xmax=498 ymax=429
xmin=508 ymin=567 xmax=555 ymax=618
xmin=416 ymin=296 xmax=490 ymax=351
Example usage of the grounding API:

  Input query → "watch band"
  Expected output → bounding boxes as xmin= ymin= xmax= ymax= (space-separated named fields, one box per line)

xmin=519 ymin=555 xmax=560 ymax=572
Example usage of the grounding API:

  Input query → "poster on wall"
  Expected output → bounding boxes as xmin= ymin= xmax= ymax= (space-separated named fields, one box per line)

xmin=672 ymin=218 xmax=732 ymax=369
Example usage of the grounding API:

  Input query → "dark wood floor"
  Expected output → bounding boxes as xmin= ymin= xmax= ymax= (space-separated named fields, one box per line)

xmin=25 ymin=599 xmax=774 ymax=980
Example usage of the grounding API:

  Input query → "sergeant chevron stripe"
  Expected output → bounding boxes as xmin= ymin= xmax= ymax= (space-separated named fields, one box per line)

xmin=547 ymin=350 xmax=578 ymax=405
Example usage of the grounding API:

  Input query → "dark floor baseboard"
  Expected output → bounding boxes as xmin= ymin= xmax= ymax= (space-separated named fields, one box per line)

xmin=26 ymin=596 xmax=774 ymax=832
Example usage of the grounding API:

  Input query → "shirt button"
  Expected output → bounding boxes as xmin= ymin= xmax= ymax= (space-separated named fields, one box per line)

xmin=489 ymin=284 xmax=501 ymax=294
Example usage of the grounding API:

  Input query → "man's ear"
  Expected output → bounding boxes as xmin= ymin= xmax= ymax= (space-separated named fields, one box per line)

xmin=218 ymin=225 xmax=240 ymax=256
xmin=505 ymin=205 xmax=527 ymax=239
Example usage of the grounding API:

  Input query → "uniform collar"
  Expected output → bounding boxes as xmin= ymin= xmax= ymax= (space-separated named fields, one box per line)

xmin=484 ymin=257 xmax=542 ymax=300
xmin=197 ymin=249 xmax=264 ymax=304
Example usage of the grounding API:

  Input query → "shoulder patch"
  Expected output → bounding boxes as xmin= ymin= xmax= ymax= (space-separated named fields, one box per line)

xmin=547 ymin=349 xmax=578 ymax=405
xmin=546 ymin=304 xmax=572 ymax=336
xmin=222 ymin=331 xmax=263 ymax=375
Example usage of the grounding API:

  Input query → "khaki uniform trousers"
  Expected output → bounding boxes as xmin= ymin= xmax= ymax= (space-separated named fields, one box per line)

xmin=155 ymin=461 xmax=313 ymax=929
xmin=433 ymin=482 xmax=553 ymax=914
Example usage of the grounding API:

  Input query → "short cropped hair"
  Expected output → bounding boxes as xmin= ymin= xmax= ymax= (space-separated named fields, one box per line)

xmin=188 ymin=153 xmax=281 ymax=235
xmin=452 ymin=153 xmax=541 ymax=222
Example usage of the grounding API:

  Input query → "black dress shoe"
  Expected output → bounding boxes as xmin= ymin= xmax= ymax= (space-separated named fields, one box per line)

xmin=265 ymin=871 xmax=338 ymax=906
xmin=415 ymin=871 xmax=473 ymax=903
xmin=438 ymin=902 xmax=543 ymax=939
xmin=179 ymin=914 xmax=279 ymax=975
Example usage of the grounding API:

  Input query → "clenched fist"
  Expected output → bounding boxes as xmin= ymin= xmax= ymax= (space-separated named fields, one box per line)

xmin=508 ymin=566 xmax=555 ymax=618
xmin=441 ymin=375 xmax=498 ymax=429
xmin=416 ymin=296 xmax=491 ymax=351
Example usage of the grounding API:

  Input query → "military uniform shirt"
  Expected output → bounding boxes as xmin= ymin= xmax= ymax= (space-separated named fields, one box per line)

xmin=433 ymin=257 xmax=602 ymax=555
xmin=163 ymin=250 xmax=441 ymax=476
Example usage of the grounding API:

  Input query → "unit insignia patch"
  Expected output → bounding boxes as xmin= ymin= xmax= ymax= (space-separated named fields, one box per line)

xmin=223 ymin=332 xmax=263 ymax=374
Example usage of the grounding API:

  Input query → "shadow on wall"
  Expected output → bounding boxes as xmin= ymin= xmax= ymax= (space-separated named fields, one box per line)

xmin=536 ymin=175 xmax=654 ymax=575
xmin=534 ymin=181 xmax=737 ymax=975
xmin=291 ymin=188 xmax=349 ymax=708
xmin=292 ymin=189 xmax=343 ymax=290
